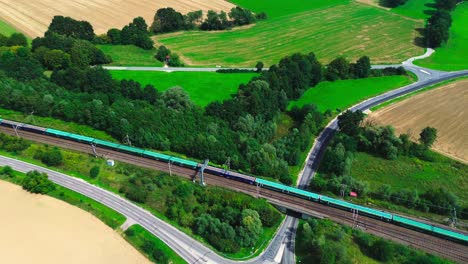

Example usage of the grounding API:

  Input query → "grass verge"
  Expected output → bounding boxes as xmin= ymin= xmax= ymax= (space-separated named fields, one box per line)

xmin=124 ymin=225 xmax=187 ymax=264
xmin=110 ymin=71 xmax=257 ymax=107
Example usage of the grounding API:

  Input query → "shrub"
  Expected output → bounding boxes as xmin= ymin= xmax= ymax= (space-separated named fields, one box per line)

xmin=21 ymin=170 xmax=55 ymax=194
xmin=89 ymin=166 xmax=100 ymax=178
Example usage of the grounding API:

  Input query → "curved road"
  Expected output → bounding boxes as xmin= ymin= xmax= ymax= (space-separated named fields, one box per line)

xmin=3 ymin=60 xmax=465 ymax=263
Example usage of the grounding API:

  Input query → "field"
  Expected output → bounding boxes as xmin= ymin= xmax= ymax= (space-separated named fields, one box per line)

xmin=288 ymin=75 xmax=414 ymax=112
xmin=110 ymin=71 xmax=257 ymax=106
xmin=0 ymin=180 xmax=150 ymax=264
xmin=0 ymin=0 xmax=235 ymax=37
xmin=0 ymin=20 xmax=19 ymax=36
xmin=98 ymin=45 xmax=163 ymax=67
xmin=390 ymin=0 xmax=434 ymax=20
xmin=157 ymin=1 xmax=424 ymax=67
xmin=368 ymin=79 xmax=468 ymax=163
xmin=414 ymin=2 xmax=468 ymax=70
xmin=350 ymin=152 xmax=468 ymax=206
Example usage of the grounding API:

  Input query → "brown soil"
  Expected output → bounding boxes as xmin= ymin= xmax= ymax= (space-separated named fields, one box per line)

xmin=368 ymin=80 xmax=468 ymax=163
xmin=0 ymin=180 xmax=150 ymax=264
xmin=0 ymin=0 xmax=235 ymax=37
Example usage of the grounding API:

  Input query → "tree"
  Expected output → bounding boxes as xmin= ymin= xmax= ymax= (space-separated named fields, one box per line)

xmin=237 ymin=209 xmax=262 ymax=247
xmin=40 ymin=148 xmax=63 ymax=166
xmin=371 ymin=239 xmax=394 ymax=261
xmin=120 ymin=17 xmax=153 ymax=49
xmin=229 ymin=6 xmax=256 ymax=26
xmin=47 ymin=16 xmax=95 ymax=40
xmin=7 ymin=33 xmax=28 ymax=47
xmin=155 ymin=45 xmax=171 ymax=62
xmin=106 ymin=28 xmax=121 ymax=44
xmin=43 ymin=49 xmax=71 ymax=70
xmin=89 ymin=166 xmax=100 ymax=178
xmin=200 ymin=10 xmax=230 ymax=30
xmin=255 ymin=61 xmax=264 ymax=72
xmin=380 ymin=0 xmax=409 ymax=8
xmin=337 ymin=110 xmax=364 ymax=136
xmin=435 ymin=0 xmax=458 ymax=10
xmin=2 ymin=166 xmax=14 ymax=177
xmin=161 ymin=87 xmax=193 ymax=111
xmin=353 ymin=56 xmax=371 ymax=78
xmin=0 ymin=33 xmax=8 ymax=46
xmin=21 ymin=170 xmax=55 ymax=194
xmin=419 ymin=127 xmax=437 ymax=148
xmin=151 ymin=8 xmax=185 ymax=33
xmin=325 ymin=57 xmax=350 ymax=80
xmin=185 ymin=10 xmax=203 ymax=29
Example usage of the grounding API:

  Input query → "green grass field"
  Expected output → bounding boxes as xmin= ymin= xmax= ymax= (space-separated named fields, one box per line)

xmin=0 ymin=20 xmax=19 ymax=36
xmin=414 ymin=2 xmax=468 ymax=70
xmin=110 ymin=71 xmax=257 ymax=107
xmin=289 ymin=76 xmax=413 ymax=112
xmin=158 ymin=1 xmax=423 ymax=67
xmin=230 ymin=0 xmax=349 ymax=18
xmin=390 ymin=0 xmax=434 ymax=20
xmin=351 ymin=152 xmax=468 ymax=206
xmin=97 ymin=45 xmax=163 ymax=67
xmin=125 ymin=225 xmax=187 ymax=264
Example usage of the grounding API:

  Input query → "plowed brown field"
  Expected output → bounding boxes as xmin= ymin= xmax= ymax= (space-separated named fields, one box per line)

xmin=0 ymin=0 xmax=234 ymax=37
xmin=368 ymin=80 xmax=468 ymax=163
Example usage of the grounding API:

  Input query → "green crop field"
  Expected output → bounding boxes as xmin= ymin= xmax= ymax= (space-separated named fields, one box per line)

xmin=414 ymin=2 xmax=468 ymax=71
xmin=157 ymin=1 xmax=423 ymax=67
xmin=0 ymin=20 xmax=19 ymax=36
xmin=110 ymin=71 xmax=257 ymax=107
xmin=97 ymin=45 xmax=163 ymax=67
xmin=390 ymin=0 xmax=434 ymax=20
xmin=229 ymin=0 xmax=349 ymax=18
xmin=350 ymin=152 xmax=468 ymax=206
xmin=289 ymin=75 xmax=413 ymax=112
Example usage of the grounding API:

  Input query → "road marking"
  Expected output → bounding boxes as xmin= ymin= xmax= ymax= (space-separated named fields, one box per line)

xmin=419 ymin=69 xmax=431 ymax=75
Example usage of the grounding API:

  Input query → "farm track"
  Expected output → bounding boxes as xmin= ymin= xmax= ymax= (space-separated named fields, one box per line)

xmin=0 ymin=125 xmax=467 ymax=262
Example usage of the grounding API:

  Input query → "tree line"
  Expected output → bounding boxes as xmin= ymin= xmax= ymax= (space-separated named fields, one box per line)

xmin=425 ymin=0 xmax=464 ymax=48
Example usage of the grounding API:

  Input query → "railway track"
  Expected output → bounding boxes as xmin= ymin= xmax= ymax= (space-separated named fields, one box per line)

xmin=1 ymin=126 xmax=467 ymax=262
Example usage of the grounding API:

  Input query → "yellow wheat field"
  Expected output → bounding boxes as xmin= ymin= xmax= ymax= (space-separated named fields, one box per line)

xmin=0 ymin=0 xmax=235 ymax=37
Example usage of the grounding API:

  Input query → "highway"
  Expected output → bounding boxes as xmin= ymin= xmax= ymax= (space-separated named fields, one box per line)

xmin=4 ymin=57 xmax=467 ymax=263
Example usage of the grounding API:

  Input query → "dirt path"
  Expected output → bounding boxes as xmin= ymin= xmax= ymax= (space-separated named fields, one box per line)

xmin=368 ymin=80 xmax=468 ymax=163
xmin=0 ymin=180 xmax=150 ymax=264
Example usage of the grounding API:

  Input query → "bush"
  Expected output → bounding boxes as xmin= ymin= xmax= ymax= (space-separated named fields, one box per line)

xmin=36 ymin=147 xmax=63 ymax=166
xmin=1 ymin=166 xmax=14 ymax=177
xmin=21 ymin=170 xmax=55 ymax=194
xmin=89 ymin=166 xmax=100 ymax=178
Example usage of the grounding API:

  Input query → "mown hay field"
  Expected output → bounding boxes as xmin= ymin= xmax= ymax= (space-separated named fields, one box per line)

xmin=0 ymin=0 xmax=235 ymax=37
xmin=157 ymin=2 xmax=424 ymax=67
xmin=368 ymin=80 xmax=468 ymax=163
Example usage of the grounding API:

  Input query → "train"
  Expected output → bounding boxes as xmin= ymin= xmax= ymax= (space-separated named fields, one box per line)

xmin=0 ymin=118 xmax=467 ymax=245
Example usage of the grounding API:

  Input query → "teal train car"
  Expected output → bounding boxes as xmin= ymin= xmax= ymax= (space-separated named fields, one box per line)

xmin=256 ymin=178 xmax=320 ymax=201
xmin=320 ymin=195 xmax=393 ymax=221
